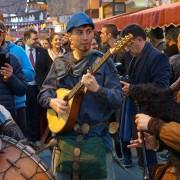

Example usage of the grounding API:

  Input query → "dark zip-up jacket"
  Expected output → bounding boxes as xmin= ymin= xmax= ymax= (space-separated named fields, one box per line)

xmin=0 ymin=48 xmax=26 ymax=117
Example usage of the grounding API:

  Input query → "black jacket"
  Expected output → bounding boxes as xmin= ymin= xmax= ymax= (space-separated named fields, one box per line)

xmin=0 ymin=50 xmax=26 ymax=117
xmin=23 ymin=46 xmax=52 ymax=89
xmin=34 ymin=47 xmax=52 ymax=89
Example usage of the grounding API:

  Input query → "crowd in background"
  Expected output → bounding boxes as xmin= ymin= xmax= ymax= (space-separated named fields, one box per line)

xmin=0 ymin=16 xmax=180 ymax=180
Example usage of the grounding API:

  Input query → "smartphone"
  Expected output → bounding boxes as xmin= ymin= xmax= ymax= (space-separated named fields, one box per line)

xmin=0 ymin=53 xmax=10 ymax=68
xmin=120 ymin=75 xmax=129 ymax=87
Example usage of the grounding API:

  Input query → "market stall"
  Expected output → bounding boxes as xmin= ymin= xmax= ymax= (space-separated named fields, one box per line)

xmin=95 ymin=2 xmax=180 ymax=31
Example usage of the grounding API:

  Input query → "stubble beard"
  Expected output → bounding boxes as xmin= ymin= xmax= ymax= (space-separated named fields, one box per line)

xmin=79 ymin=44 xmax=90 ymax=53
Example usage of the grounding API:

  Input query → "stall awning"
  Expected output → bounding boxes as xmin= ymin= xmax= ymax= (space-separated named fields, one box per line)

xmin=95 ymin=2 xmax=180 ymax=31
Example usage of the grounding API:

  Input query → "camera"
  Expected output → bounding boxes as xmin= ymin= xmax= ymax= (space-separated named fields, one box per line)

xmin=114 ymin=62 xmax=124 ymax=75
xmin=119 ymin=75 xmax=129 ymax=82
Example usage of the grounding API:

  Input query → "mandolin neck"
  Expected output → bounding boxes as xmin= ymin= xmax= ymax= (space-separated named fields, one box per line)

xmin=91 ymin=49 xmax=111 ymax=74
xmin=67 ymin=81 xmax=84 ymax=100
xmin=66 ymin=50 xmax=112 ymax=101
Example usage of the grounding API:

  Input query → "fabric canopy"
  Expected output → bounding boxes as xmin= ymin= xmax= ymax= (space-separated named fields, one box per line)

xmin=95 ymin=2 xmax=180 ymax=31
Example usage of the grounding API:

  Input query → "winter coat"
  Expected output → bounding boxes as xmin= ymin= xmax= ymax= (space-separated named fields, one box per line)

xmin=120 ymin=42 xmax=170 ymax=141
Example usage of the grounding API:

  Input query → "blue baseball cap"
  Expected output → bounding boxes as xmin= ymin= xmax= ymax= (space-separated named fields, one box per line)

xmin=66 ymin=12 xmax=94 ymax=32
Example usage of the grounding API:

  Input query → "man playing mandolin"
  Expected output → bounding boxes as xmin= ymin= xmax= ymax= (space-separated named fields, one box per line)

xmin=38 ymin=12 xmax=123 ymax=180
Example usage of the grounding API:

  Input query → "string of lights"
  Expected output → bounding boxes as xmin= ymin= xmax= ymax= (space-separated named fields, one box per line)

xmin=0 ymin=0 xmax=48 ymax=30
xmin=4 ymin=10 xmax=47 ymax=21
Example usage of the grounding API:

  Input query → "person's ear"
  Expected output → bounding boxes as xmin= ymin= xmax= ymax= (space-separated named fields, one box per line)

xmin=68 ymin=33 xmax=72 ymax=41
xmin=107 ymin=33 xmax=112 ymax=39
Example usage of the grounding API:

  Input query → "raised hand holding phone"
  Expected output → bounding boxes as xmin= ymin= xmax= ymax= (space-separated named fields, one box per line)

xmin=0 ymin=63 xmax=13 ymax=80
xmin=0 ymin=53 xmax=12 ymax=80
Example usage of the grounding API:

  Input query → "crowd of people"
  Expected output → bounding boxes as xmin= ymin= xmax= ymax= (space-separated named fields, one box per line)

xmin=0 ymin=10 xmax=180 ymax=180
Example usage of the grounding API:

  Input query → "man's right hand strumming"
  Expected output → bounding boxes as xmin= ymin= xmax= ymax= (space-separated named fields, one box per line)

xmin=49 ymin=98 xmax=68 ymax=115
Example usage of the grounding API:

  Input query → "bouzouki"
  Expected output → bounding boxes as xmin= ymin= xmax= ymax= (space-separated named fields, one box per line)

xmin=47 ymin=34 xmax=133 ymax=133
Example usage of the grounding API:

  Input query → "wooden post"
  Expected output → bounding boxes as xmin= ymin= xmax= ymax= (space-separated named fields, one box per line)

xmin=0 ymin=13 xmax=4 ymax=21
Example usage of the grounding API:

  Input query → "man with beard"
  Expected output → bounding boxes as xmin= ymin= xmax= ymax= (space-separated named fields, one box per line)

xmin=120 ymin=24 xmax=170 ymax=174
xmin=38 ymin=12 xmax=122 ymax=179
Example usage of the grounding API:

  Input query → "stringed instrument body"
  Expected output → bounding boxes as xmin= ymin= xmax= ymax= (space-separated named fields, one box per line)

xmin=47 ymin=88 xmax=84 ymax=133
xmin=47 ymin=34 xmax=133 ymax=133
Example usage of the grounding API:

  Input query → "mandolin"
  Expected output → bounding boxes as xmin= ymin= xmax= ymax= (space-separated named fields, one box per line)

xmin=47 ymin=34 xmax=133 ymax=133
